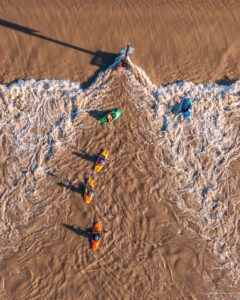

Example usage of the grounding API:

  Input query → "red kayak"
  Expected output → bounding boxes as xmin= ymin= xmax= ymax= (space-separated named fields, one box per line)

xmin=92 ymin=222 xmax=102 ymax=250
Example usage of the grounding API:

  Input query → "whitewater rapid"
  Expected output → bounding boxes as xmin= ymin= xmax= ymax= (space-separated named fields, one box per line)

xmin=0 ymin=58 xmax=240 ymax=293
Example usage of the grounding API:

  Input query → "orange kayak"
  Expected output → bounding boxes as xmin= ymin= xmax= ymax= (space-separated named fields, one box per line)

xmin=94 ymin=150 xmax=109 ymax=172
xmin=84 ymin=179 xmax=94 ymax=203
xmin=92 ymin=222 xmax=102 ymax=250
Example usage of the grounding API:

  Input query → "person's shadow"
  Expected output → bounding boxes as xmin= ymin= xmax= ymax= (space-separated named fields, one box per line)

xmin=169 ymin=96 xmax=185 ymax=116
xmin=47 ymin=171 xmax=86 ymax=198
xmin=72 ymin=150 xmax=105 ymax=171
xmin=57 ymin=181 xmax=85 ymax=198
xmin=62 ymin=224 xmax=93 ymax=248
xmin=0 ymin=18 xmax=119 ymax=88
xmin=72 ymin=152 xmax=98 ymax=162
xmin=216 ymin=76 xmax=236 ymax=85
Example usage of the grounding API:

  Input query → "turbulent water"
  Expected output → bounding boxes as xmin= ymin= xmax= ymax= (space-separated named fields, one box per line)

xmin=0 ymin=57 xmax=240 ymax=299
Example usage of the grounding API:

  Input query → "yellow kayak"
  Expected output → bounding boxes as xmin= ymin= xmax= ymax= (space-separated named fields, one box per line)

xmin=94 ymin=150 xmax=109 ymax=172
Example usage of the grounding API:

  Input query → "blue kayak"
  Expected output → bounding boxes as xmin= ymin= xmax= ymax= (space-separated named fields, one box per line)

xmin=177 ymin=98 xmax=192 ymax=120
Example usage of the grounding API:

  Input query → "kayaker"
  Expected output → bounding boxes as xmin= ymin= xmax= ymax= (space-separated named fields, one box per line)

xmin=116 ymin=56 xmax=129 ymax=71
xmin=182 ymin=103 xmax=191 ymax=113
xmin=121 ymin=57 xmax=126 ymax=66
xmin=87 ymin=184 xmax=94 ymax=197
xmin=87 ymin=190 xmax=94 ymax=197
xmin=106 ymin=114 xmax=112 ymax=124
xmin=121 ymin=57 xmax=129 ymax=69
xmin=93 ymin=232 xmax=101 ymax=241
xmin=98 ymin=156 xmax=105 ymax=165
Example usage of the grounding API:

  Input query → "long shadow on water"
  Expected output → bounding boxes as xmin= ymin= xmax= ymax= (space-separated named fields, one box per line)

xmin=46 ymin=171 xmax=58 ymax=177
xmin=62 ymin=224 xmax=92 ymax=248
xmin=0 ymin=18 xmax=118 ymax=88
xmin=47 ymin=170 xmax=86 ymax=198
xmin=72 ymin=152 xmax=97 ymax=162
xmin=57 ymin=181 xmax=85 ymax=198
xmin=86 ymin=109 xmax=115 ymax=121
xmin=169 ymin=96 xmax=185 ymax=116
xmin=216 ymin=75 xmax=237 ymax=85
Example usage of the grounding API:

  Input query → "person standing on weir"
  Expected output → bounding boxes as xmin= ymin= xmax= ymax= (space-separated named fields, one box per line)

xmin=116 ymin=43 xmax=135 ymax=71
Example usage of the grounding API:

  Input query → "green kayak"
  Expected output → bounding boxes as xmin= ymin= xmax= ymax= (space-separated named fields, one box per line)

xmin=100 ymin=109 xmax=121 ymax=124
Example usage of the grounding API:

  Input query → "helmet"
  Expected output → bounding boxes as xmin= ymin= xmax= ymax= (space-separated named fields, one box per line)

xmin=94 ymin=234 xmax=100 ymax=241
xmin=183 ymin=103 xmax=191 ymax=112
